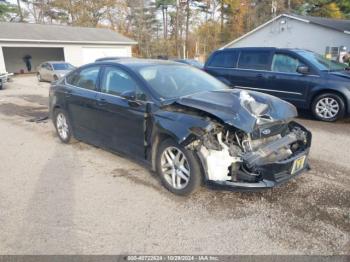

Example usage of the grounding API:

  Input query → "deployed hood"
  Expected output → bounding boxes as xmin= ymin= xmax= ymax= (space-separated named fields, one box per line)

xmin=174 ymin=89 xmax=297 ymax=133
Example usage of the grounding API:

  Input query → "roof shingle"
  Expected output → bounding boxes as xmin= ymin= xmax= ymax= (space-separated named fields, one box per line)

xmin=291 ymin=14 xmax=350 ymax=33
xmin=0 ymin=22 xmax=136 ymax=44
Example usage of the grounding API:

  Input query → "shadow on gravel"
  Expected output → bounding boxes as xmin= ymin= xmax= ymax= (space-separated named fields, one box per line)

xmin=13 ymin=146 xmax=81 ymax=253
xmin=0 ymin=102 xmax=48 ymax=119
xmin=20 ymin=94 xmax=49 ymax=106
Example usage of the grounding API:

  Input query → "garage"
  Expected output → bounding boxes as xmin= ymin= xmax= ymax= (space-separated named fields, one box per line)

xmin=0 ymin=22 xmax=137 ymax=74
xmin=2 ymin=47 xmax=64 ymax=73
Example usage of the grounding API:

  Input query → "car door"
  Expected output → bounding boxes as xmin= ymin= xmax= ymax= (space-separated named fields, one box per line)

xmin=231 ymin=49 xmax=273 ymax=91
xmin=268 ymin=52 xmax=316 ymax=107
xmin=95 ymin=65 xmax=147 ymax=158
xmin=40 ymin=63 xmax=50 ymax=81
xmin=65 ymin=65 xmax=102 ymax=145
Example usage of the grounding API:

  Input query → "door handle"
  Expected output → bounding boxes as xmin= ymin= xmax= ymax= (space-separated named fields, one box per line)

xmin=96 ymin=98 xmax=107 ymax=106
xmin=64 ymin=90 xmax=72 ymax=98
xmin=256 ymin=73 xmax=264 ymax=78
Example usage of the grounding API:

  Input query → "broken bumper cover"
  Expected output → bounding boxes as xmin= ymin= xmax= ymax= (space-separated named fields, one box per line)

xmin=206 ymin=149 xmax=310 ymax=191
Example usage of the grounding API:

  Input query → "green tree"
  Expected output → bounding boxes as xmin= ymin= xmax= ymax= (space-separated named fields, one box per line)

xmin=0 ymin=1 xmax=18 ymax=21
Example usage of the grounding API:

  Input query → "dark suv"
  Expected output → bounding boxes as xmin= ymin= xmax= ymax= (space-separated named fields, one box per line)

xmin=205 ymin=47 xmax=350 ymax=122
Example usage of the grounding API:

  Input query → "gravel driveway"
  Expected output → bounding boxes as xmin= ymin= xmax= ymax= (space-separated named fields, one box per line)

xmin=0 ymin=76 xmax=349 ymax=255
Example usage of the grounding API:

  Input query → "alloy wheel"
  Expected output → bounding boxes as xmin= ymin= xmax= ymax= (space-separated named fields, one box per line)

xmin=315 ymin=97 xmax=340 ymax=119
xmin=160 ymin=146 xmax=191 ymax=190
xmin=56 ymin=113 xmax=69 ymax=140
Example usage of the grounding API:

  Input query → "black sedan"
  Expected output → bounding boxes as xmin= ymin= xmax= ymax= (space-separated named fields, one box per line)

xmin=49 ymin=59 xmax=312 ymax=195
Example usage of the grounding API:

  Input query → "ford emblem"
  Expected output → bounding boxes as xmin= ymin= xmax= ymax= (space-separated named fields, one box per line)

xmin=262 ymin=129 xmax=271 ymax=135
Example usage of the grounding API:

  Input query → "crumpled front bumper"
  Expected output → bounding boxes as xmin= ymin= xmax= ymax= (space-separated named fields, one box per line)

xmin=206 ymin=149 xmax=311 ymax=191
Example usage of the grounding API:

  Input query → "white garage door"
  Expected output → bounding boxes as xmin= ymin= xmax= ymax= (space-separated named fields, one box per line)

xmin=82 ymin=46 xmax=131 ymax=64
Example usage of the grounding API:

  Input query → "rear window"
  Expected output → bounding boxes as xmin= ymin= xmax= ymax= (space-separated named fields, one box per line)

xmin=238 ymin=50 xmax=271 ymax=70
xmin=52 ymin=63 xmax=75 ymax=70
xmin=66 ymin=66 xmax=100 ymax=90
xmin=208 ymin=51 xmax=238 ymax=68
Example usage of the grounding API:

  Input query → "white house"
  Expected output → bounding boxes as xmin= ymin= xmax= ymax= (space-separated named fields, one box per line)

xmin=222 ymin=14 xmax=350 ymax=58
xmin=0 ymin=22 xmax=137 ymax=74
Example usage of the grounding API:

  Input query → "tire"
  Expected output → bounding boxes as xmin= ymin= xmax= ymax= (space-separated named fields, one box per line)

xmin=311 ymin=93 xmax=345 ymax=122
xmin=53 ymin=109 xmax=74 ymax=143
xmin=156 ymin=138 xmax=202 ymax=196
xmin=37 ymin=73 xmax=42 ymax=82
xmin=53 ymin=75 xmax=58 ymax=81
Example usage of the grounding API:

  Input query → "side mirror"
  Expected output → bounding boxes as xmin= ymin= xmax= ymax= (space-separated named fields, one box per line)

xmin=297 ymin=66 xmax=310 ymax=75
xmin=121 ymin=90 xmax=136 ymax=100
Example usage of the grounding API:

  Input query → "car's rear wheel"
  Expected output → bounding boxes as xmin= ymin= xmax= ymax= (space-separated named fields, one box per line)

xmin=54 ymin=109 xmax=74 ymax=143
xmin=312 ymin=93 xmax=345 ymax=122
xmin=156 ymin=139 xmax=202 ymax=196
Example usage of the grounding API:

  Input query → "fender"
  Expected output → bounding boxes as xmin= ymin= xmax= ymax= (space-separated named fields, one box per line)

xmin=153 ymin=110 xmax=212 ymax=145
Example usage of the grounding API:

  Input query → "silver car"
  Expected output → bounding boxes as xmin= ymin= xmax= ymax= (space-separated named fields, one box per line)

xmin=37 ymin=61 xmax=75 ymax=82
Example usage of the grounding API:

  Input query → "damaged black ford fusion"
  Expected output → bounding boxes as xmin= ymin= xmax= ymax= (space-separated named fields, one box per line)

xmin=49 ymin=59 xmax=312 ymax=196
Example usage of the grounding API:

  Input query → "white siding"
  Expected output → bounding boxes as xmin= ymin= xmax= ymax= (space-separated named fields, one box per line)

xmin=0 ymin=46 xmax=6 ymax=73
xmin=63 ymin=45 xmax=83 ymax=67
xmin=81 ymin=46 xmax=132 ymax=64
xmin=227 ymin=17 xmax=350 ymax=55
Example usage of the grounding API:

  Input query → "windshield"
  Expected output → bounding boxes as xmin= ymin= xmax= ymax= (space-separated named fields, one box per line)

xmin=296 ymin=50 xmax=347 ymax=71
xmin=52 ymin=63 xmax=75 ymax=70
xmin=137 ymin=65 xmax=228 ymax=99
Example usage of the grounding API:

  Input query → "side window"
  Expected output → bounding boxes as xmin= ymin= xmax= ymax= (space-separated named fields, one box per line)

xmin=101 ymin=67 xmax=146 ymax=100
xmin=271 ymin=54 xmax=306 ymax=73
xmin=238 ymin=50 xmax=271 ymax=70
xmin=208 ymin=51 xmax=238 ymax=68
xmin=66 ymin=66 xmax=100 ymax=90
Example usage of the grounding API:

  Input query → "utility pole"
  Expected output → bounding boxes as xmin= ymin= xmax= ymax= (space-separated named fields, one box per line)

xmin=185 ymin=0 xmax=190 ymax=59
xmin=271 ymin=0 xmax=277 ymax=18
xmin=175 ymin=0 xmax=180 ymax=58
xmin=288 ymin=0 xmax=291 ymax=12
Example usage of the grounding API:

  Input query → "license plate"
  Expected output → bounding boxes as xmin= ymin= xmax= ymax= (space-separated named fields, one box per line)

xmin=291 ymin=155 xmax=306 ymax=174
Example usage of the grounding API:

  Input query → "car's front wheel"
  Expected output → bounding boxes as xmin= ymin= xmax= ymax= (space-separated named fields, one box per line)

xmin=54 ymin=109 xmax=74 ymax=143
xmin=37 ymin=73 xmax=42 ymax=82
xmin=156 ymin=139 xmax=202 ymax=196
xmin=312 ymin=93 xmax=345 ymax=122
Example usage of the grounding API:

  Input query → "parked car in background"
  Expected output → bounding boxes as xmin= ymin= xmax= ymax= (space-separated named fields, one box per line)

xmin=205 ymin=47 xmax=350 ymax=122
xmin=173 ymin=59 xmax=204 ymax=69
xmin=49 ymin=59 xmax=311 ymax=195
xmin=37 ymin=61 xmax=75 ymax=82
xmin=0 ymin=72 xmax=13 ymax=90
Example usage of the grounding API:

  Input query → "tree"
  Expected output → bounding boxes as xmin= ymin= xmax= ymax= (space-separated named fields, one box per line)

xmin=156 ymin=0 xmax=175 ymax=39
xmin=0 ymin=1 xmax=19 ymax=21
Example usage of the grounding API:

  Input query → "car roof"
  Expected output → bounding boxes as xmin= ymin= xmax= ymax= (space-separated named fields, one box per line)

xmin=95 ymin=58 xmax=185 ymax=68
xmin=215 ymin=47 xmax=308 ymax=53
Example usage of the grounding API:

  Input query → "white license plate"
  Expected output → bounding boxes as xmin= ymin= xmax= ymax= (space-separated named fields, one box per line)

xmin=291 ymin=155 xmax=306 ymax=174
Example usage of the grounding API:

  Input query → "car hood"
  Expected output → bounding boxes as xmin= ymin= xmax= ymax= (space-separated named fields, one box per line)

xmin=173 ymin=89 xmax=298 ymax=133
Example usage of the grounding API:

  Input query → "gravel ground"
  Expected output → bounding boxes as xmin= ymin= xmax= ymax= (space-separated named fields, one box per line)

xmin=0 ymin=76 xmax=349 ymax=255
